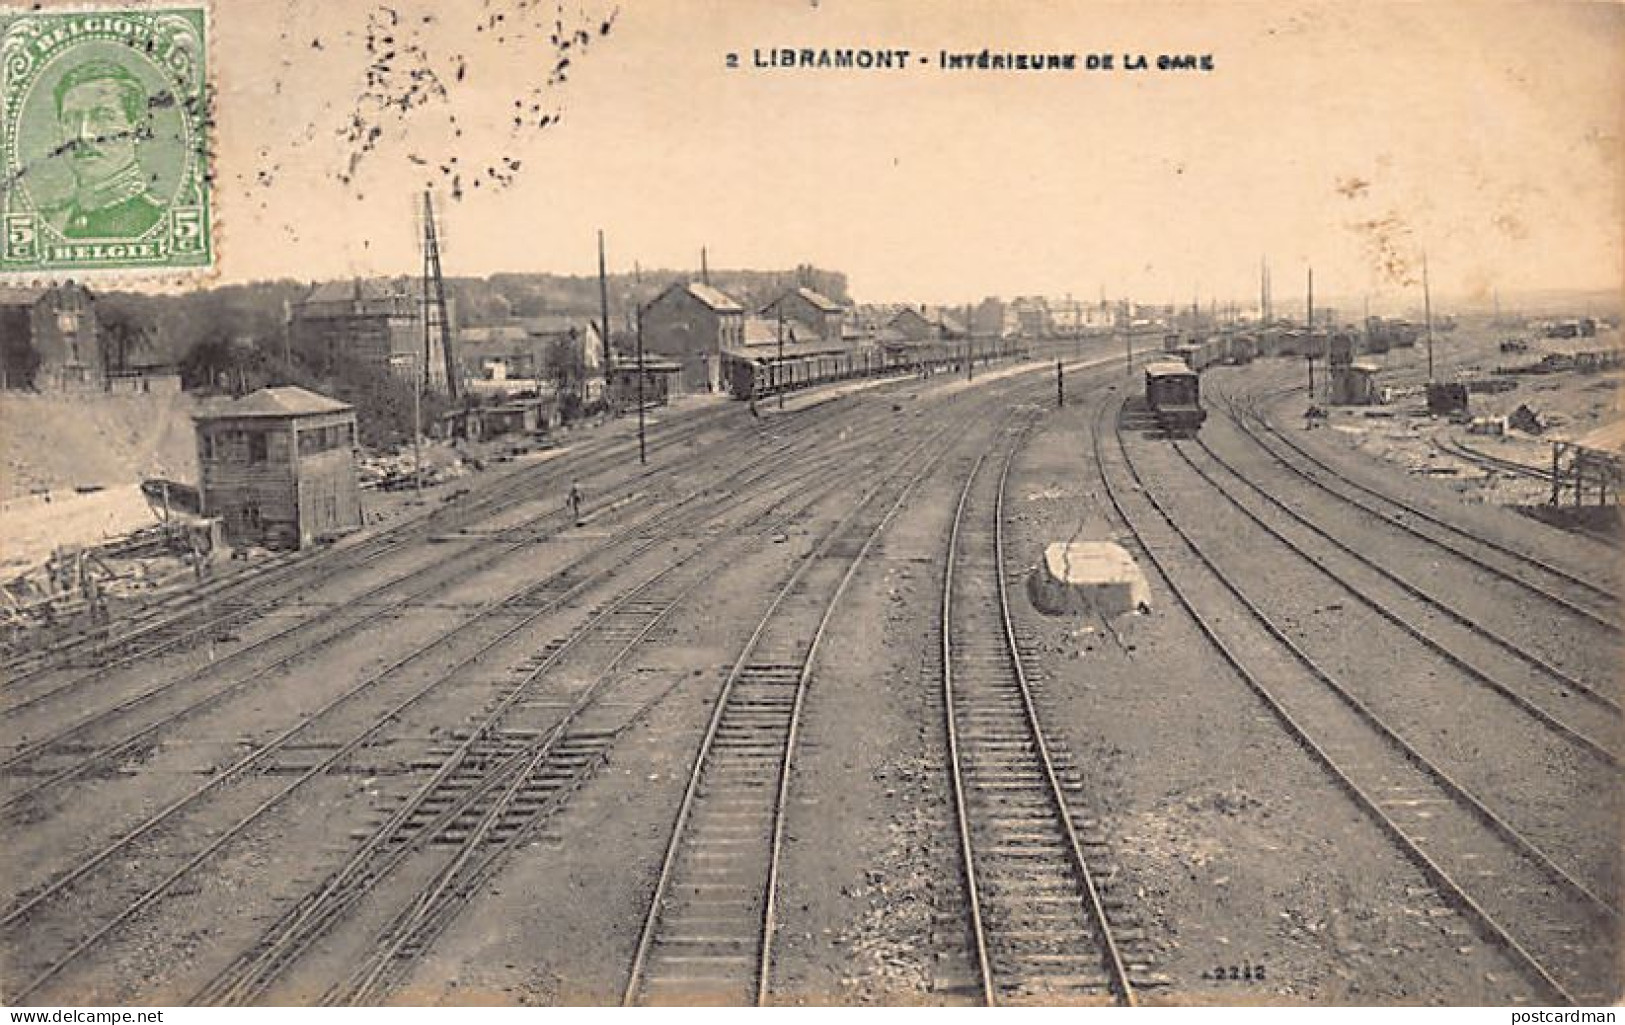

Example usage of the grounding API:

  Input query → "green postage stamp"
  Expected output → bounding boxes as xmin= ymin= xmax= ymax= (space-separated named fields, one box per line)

xmin=0 ymin=6 xmax=211 ymax=276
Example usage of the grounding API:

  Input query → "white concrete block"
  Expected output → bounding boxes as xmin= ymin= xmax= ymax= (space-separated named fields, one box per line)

xmin=1027 ymin=541 xmax=1150 ymax=617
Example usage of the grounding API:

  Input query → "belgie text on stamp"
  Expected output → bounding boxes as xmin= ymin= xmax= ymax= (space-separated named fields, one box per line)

xmin=0 ymin=6 xmax=211 ymax=276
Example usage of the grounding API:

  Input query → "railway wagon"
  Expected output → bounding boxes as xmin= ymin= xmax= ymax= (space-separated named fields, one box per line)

xmin=727 ymin=336 xmax=1026 ymax=402
xmin=1175 ymin=337 xmax=1226 ymax=372
xmin=1145 ymin=361 xmax=1206 ymax=433
xmin=1226 ymin=333 xmax=1258 ymax=364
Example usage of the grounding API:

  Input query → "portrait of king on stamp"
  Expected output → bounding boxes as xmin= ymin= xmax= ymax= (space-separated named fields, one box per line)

xmin=0 ymin=7 xmax=210 ymax=275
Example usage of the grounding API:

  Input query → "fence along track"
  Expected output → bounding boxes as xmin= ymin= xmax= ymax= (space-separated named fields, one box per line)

xmin=1221 ymin=390 xmax=1620 ymax=632
xmin=940 ymin=423 xmax=1139 ymax=1006
xmin=620 ymin=410 xmax=1000 ymax=1006
xmin=1 ymin=419 xmax=887 ymax=1005
xmin=195 ymin=416 xmax=916 ymax=1006
xmin=1097 ymin=397 xmax=1618 ymax=1005
xmin=1167 ymin=438 xmax=1621 ymax=767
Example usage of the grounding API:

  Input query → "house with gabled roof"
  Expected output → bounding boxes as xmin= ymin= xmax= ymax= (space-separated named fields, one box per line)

xmin=760 ymin=286 xmax=844 ymax=343
xmin=641 ymin=281 xmax=745 ymax=393
xmin=889 ymin=306 xmax=967 ymax=342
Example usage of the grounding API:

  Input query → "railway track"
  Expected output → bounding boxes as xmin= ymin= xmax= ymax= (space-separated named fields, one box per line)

xmin=195 ymin=418 xmax=907 ymax=1006
xmin=939 ymin=423 xmax=1146 ymax=1006
xmin=0 ymin=402 xmax=742 ymax=691
xmin=3 ymin=352 xmax=1142 ymax=1005
xmin=1097 ymin=397 xmax=1619 ymax=1005
xmin=0 ymin=401 xmax=904 ymax=1004
xmin=1220 ymin=391 xmax=1620 ymax=634
xmin=1168 ymin=437 xmax=1621 ymax=766
xmin=0 ymin=414 xmax=871 ymax=818
xmin=1431 ymin=435 xmax=1554 ymax=485
xmin=617 ymin=405 xmax=1017 ymax=1007
xmin=1427 ymin=436 xmax=1620 ymax=549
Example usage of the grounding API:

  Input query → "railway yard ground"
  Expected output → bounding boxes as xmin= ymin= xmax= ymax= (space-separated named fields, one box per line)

xmin=1 ymin=326 xmax=1620 ymax=1007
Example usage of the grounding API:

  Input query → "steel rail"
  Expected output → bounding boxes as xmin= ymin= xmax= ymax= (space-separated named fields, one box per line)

xmin=1095 ymin=397 xmax=1613 ymax=1004
xmin=622 ymin=409 xmax=986 ymax=1006
xmin=939 ymin=446 xmax=998 ymax=1006
xmin=332 ymin=370 xmax=1099 ymax=1007
xmin=938 ymin=423 xmax=1137 ymax=1005
xmin=989 ymin=429 xmax=1137 ymax=1006
xmin=0 ymin=401 xmax=747 ymax=690
xmin=1170 ymin=439 xmax=1621 ymax=766
xmin=0 ymin=417 xmax=859 ymax=807
xmin=618 ymin=349 xmax=1155 ymax=1006
xmin=1 ymin=417 xmax=890 ymax=1003
xmin=1223 ymin=390 xmax=1620 ymax=630
xmin=204 ymin=431 xmax=883 ymax=1006
xmin=1191 ymin=431 xmax=1618 ymax=714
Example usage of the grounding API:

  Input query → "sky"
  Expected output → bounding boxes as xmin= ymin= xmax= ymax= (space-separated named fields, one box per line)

xmin=192 ymin=0 xmax=1625 ymax=307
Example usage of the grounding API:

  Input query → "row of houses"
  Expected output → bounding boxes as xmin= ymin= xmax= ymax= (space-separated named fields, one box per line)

xmin=1 ymin=277 xmax=1035 ymax=401
xmin=431 ymin=283 xmax=986 ymax=398
xmin=636 ymin=284 xmax=992 ymax=394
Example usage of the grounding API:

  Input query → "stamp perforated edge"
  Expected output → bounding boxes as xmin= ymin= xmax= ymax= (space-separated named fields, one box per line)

xmin=0 ymin=0 xmax=218 ymax=288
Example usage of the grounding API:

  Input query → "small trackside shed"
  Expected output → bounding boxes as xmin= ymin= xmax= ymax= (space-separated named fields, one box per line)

xmin=193 ymin=386 xmax=362 ymax=550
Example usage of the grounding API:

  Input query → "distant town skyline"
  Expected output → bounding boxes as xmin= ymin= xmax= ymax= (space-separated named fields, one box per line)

xmin=200 ymin=1 xmax=1622 ymax=306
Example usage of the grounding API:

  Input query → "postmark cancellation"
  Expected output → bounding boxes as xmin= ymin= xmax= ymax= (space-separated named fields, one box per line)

xmin=0 ymin=5 xmax=211 ymax=277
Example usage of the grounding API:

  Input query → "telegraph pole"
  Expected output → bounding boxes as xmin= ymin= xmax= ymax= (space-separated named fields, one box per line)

xmin=636 ymin=306 xmax=647 ymax=465
xmin=597 ymin=230 xmax=613 ymax=379
xmin=1422 ymin=249 xmax=1435 ymax=381
xmin=1122 ymin=298 xmax=1132 ymax=375
xmin=776 ymin=304 xmax=785 ymax=410
xmin=411 ymin=354 xmax=423 ymax=500
xmin=1306 ymin=266 xmax=1315 ymax=398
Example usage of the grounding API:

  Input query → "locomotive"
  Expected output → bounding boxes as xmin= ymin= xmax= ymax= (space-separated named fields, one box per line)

xmin=1143 ymin=361 xmax=1206 ymax=433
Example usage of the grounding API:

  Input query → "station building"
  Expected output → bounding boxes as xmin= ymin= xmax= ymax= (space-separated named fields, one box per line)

xmin=193 ymin=386 xmax=362 ymax=550
xmin=641 ymin=282 xmax=745 ymax=393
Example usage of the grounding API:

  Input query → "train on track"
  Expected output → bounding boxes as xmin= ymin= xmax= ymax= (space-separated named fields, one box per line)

xmin=1164 ymin=332 xmax=1257 ymax=371
xmin=1143 ymin=361 xmax=1207 ymax=433
xmin=721 ymin=339 xmax=1028 ymax=402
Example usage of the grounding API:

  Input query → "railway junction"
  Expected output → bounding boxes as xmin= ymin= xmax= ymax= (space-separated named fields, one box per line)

xmin=0 ymin=325 xmax=1618 ymax=1007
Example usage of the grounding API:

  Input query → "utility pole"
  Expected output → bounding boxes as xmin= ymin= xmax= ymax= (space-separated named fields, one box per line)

xmin=636 ymin=305 xmax=647 ymax=465
xmin=1261 ymin=258 xmax=1271 ymax=325
xmin=776 ymin=304 xmax=785 ymax=410
xmin=411 ymin=353 xmax=423 ymax=501
xmin=1056 ymin=359 xmax=1064 ymax=407
xmin=1306 ymin=266 xmax=1315 ymax=398
xmin=597 ymin=230 xmax=613 ymax=379
xmin=1422 ymin=249 xmax=1435 ymax=382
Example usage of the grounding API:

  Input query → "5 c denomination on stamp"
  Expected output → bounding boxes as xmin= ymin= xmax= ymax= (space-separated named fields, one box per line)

xmin=1 ymin=6 xmax=210 ymax=276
